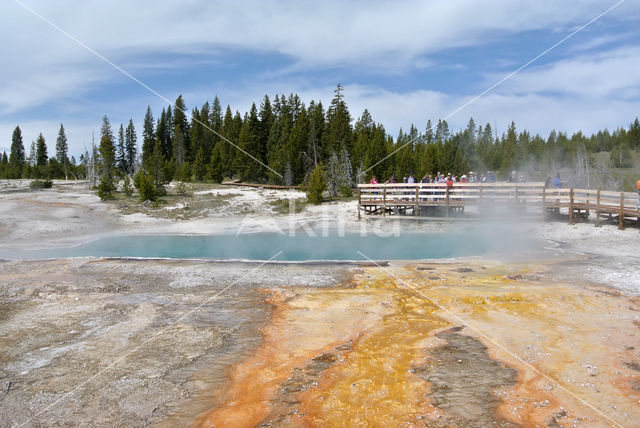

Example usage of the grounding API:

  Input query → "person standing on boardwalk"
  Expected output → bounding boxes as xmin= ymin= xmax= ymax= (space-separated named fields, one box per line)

xmin=636 ymin=177 xmax=640 ymax=209
xmin=369 ymin=175 xmax=378 ymax=184
xmin=545 ymin=177 xmax=552 ymax=188
xmin=446 ymin=174 xmax=454 ymax=188
xmin=553 ymin=173 xmax=562 ymax=189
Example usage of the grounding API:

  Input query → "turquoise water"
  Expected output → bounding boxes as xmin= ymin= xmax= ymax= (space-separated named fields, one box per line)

xmin=4 ymin=231 xmax=536 ymax=261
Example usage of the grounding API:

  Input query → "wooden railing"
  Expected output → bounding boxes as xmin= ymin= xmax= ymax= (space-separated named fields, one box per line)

xmin=357 ymin=182 xmax=640 ymax=229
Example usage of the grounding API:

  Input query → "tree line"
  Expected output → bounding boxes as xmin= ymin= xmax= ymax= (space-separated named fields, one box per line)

xmin=2 ymin=84 xmax=639 ymax=198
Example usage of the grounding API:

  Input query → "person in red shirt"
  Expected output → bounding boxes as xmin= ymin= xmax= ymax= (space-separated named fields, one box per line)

xmin=636 ymin=178 xmax=640 ymax=209
xmin=446 ymin=174 xmax=454 ymax=188
xmin=370 ymin=175 xmax=378 ymax=184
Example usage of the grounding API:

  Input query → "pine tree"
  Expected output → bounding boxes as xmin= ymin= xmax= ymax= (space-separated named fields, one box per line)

xmin=193 ymin=147 xmax=207 ymax=182
xmin=352 ymin=109 xmax=373 ymax=170
xmin=28 ymin=141 xmax=37 ymax=167
xmin=435 ymin=119 xmax=450 ymax=143
xmin=363 ymin=124 xmax=388 ymax=180
xmin=258 ymin=95 xmax=273 ymax=163
xmin=137 ymin=170 xmax=156 ymax=202
xmin=325 ymin=151 xmax=342 ymax=197
xmin=150 ymin=138 xmax=165 ymax=193
xmin=0 ymin=151 xmax=7 ymax=179
xmin=117 ymin=124 xmax=126 ymax=173
xmin=97 ymin=115 xmax=117 ymax=200
xmin=142 ymin=106 xmax=155 ymax=169
xmin=173 ymin=125 xmax=186 ymax=166
xmin=10 ymin=126 xmax=25 ymax=177
xmin=235 ymin=111 xmax=256 ymax=180
xmin=55 ymin=124 xmax=69 ymax=179
xmin=189 ymin=107 xmax=205 ymax=163
xmin=323 ymin=83 xmax=352 ymax=159
xmin=220 ymin=106 xmax=236 ymax=177
xmin=500 ymin=121 xmax=518 ymax=171
xmin=209 ymin=96 xmax=223 ymax=156
xmin=394 ymin=128 xmax=415 ymax=178
xmin=208 ymin=144 xmax=223 ymax=183
xmin=287 ymin=105 xmax=310 ymax=183
xmin=156 ymin=107 xmax=173 ymax=160
xmin=306 ymin=163 xmax=326 ymax=204
xmin=175 ymin=161 xmax=191 ymax=182
xmin=629 ymin=117 xmax=640 ymax=150
xmin=36 ymin=133 xmax=48 ymax=167
xmin=125 ymin=119 xmax=137 ymax=174
xmin=173 ymin=95 xmax=190 ymax=160
xmin=421 ymin=139 xmax=440 ymax=175
xmin=424 ymin=120 xmax=434 ymax=144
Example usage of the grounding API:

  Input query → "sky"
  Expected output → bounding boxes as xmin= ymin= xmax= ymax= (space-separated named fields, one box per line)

xmin=1 ymin=0 xmax=639 ymax=158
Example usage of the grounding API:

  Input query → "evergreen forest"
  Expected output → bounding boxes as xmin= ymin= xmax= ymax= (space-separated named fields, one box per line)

xmin=2 ymin=84 xmax=639 ymax=198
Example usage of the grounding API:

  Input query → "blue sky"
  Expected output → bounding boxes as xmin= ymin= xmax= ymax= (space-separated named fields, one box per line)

xmin=1 ymin=0 xmax=639 ymax=157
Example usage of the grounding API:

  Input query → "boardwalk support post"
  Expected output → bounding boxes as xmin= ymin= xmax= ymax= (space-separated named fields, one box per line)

xmin=619 ymin=192 xmax=624 ymax=230
xmin=414 ymin=186 xmax=419 ymax=216
xmin=357 ymin=187 xmax=361 ymax=221
xmin=382 ymin=187 xmax=387 ymax=217
xmin=595 ymin=190 xmax=600 ymax=227
xmin=569 ymin=188 xmax=574 ymax=225
xmin=445 ymin=187 xmax=450 ymax=217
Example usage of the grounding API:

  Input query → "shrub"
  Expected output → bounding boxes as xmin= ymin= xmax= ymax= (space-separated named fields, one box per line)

xmin=306 ymin=164 xmax=326 ymax=204
xmin=30 ymin=179 xmax=53 ymax=189
xmin=97 ymin=177 xmax=116 ymax=200
xmin=138 ymin=171 xmax=157 ymax=202
xmin=338 ymin=185 xmax=353 ymax=198
xmin=123 ymin=175 xmax=133 ymax=196
xmin=175 ymin=162 xmax=192 ymax=183
xmin=175 ymin=181 xmax=191 ymax=196
xmin=133 ymin=170 xmax=142 ymax=188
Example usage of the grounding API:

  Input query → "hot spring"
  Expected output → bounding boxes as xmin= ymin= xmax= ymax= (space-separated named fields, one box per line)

xmin=2 ymin=229 xmax=544 ymax=261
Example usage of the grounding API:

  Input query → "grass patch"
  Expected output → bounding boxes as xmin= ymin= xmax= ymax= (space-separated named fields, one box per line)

xmin=329 ymin=194 xmax=357 ymax=202
xmin=108 ymin=186 xmax=244 ymax=220
xmin=269 ymin=197 xmax=308 ymax=214
xmin=30 ymin=179 xmax=53 ymax=189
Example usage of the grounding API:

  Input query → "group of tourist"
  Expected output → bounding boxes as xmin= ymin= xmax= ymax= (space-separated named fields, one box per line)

xmin=369 ymin=170 xmax=504 ymax=186
xmin=544 ymin=173 xmax=563 ymax=189
xmin=367 ymin=170 xmax=640 ymax=212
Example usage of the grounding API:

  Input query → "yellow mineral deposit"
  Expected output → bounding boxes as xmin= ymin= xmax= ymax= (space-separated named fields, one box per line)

xmin=200 ymin=260 xmax=640 ymax=427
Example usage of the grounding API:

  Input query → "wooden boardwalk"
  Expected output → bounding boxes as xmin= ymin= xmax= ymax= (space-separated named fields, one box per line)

xmin=221 ymin=181 xmax=299 ymax=190
xmin=357 ymin=182 xmax=640 ymax=229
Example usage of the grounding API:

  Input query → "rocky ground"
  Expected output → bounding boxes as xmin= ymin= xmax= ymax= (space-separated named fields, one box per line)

xmin=0 ymin=258 xmax=352 ymax=427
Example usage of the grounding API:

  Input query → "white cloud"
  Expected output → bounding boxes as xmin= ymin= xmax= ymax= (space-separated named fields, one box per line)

xmin=341 ymin=45 xmax=640 ymax=137
xmin=341 ymin=85 xmax=639 ymax=140
xmin=2 ymin=0 xmax=634 ymax=113
xmin=495 ymin=46 xmax=640 ymax=99
xmin=0 ymin=0 xmax=638 ymax=157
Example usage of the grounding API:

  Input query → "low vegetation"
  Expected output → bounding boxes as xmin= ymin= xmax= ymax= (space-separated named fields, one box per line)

xmin=269 ymin=197 xmax=308 ymax=214
xmin=108 ymin=181 xmax=247 ymax=220
xmin=29 ymin=179 xmax=53 ymax=189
